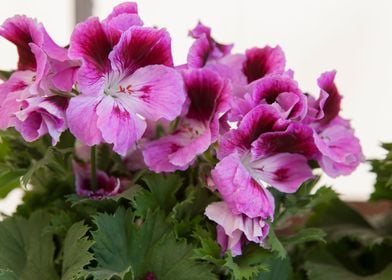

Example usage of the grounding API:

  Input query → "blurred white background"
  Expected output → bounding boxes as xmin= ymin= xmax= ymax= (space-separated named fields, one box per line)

xmin=0 ymin=0 xmax=391 ymax=214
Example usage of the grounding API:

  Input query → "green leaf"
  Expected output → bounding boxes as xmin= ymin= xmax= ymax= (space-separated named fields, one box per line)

xmin=268 ymin=228 xmax=287 ymax=259
xmin=172 ymin=186 xmax=217 ymax=221
xmin=232 ymin=245 xmax=271 ymax=280
xmin=0 ymin=269 xmax=18 ymax=280
xmin=21 ymin=147 xmax=71 ymax=188
xmin=0 ymin=70 xmax=13 ymax=80
xmin=275 ymin=186 xmax=338 ymax=227
xmin=0 ymin=170 xmax=22 ymax=198
xmin=305 ymin=251 xmax=392 ymax=280
xmin=307 ymin=198 xmax=383 ymax=246
xmin=370 ymin=143 xmax=392 ymax=200
xmin=0 ymin=211 xmax=59 ymax=280
xmin=88 ymin=208 xmax=216 ymax=280
xmin=281 ymin=228 xmax=326 ymax=246
xmin=257 ymin=256 xmax=292 ymax=280
xmin=133 ymin=173 xmax=183 ymax=217
xmin=192 ymin=233 xmax=223 ymax=266
xmin=61 ymin=221 xmax=94 ymax=280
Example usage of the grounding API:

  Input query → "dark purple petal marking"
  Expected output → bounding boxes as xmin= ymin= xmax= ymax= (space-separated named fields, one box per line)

xmin=110 ymin=27 xmax=173 ymax=77
xmin=183 ymin=69 xmax=223 ymax=123
xmin=243 ymin=46 xmax=285 ymax=83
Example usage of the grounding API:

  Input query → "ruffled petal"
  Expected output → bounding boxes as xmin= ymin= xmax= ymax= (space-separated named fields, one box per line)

xmin=0 ymin=71 xmax=35 ymax=129
xmin=69 ymin=17 xmax=114 ymax=95
xmin=109 ymin=26 xmax=173 ymax=77
xmin=187 ymin=22 xmax=233 ymax=68
xmin=30 ymin=43 xmax=79 ymax=94
xmin=314 ymin=117 xmax=363 ymax=177
xmin=316 ymin=70 xmax=342 ymax=125
xmin=249 ymin=153 xmax=314 ymax=193
xmin=103 ymin=2 xmax=143 ymax=32
xmin=211 ymin=152 xmax=275 ymax=219
xmin=0 ymin=15 xmax=43 ymax=70
xmin=104 ymin=2 xmax=139 ymax=21
xmin=251 ymin=122 xmax=319 ymax=159
xmin=205 ymin=201 xmax=270 ymax=256
xmin=143 ymin=125 xmax=211 ymax=172
xmin=73 ymin=161 xmax=121 ymax=200
xmin=243 ymin=45 xmax=285 ymax=83
xmin=15 ymin=96 xmax=68 ymax=144
xmin=183 ymin=68 xmax=229 ymax=123
xmin=218 ymin=105 xmax=287 ymax=159
xmin=187 ymin=35 xmax=211 ymax=68
xmin=251 ymin=74 xmax=306 ymax=120
xmin=116 ymin=65 xmax=185 ymax=121
xmin=66 ymin=95 xmax=103 ymax=146
xmin=96 ymin=96 xmax=146 ymax=156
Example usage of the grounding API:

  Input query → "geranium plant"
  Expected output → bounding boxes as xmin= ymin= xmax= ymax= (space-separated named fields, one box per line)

xmin=0 ymin=2 xmax=369 ymax=280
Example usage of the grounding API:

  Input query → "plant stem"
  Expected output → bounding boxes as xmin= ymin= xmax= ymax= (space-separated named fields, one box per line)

xmin=91 ymin=145 xmax=98 ymax=191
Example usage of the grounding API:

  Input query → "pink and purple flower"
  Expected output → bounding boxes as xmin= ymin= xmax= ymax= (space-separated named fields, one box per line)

xmin=143 ymin=68 xmax=230 ymax=172
xmin=66 ymin=3 xmax=186 ymax=156
xmin=0 ymin=15 xmax=78 ymax=144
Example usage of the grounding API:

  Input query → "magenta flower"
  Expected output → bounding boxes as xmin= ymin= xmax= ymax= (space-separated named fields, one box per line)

xmin=0 ymin=71 xmax=34 ymax=129
xmin=187 ymin=22 xmax=233 ymax=68
xmin=101 ymin=2 xmax=143 ymax=32
xmin=314 ymin=117 xmax=363 ymax=177
xmin=73 ymin=161 xmax=121 ymax=200
xmin=230 ymin=73 xmax=307 ymax=121
xmin=305 ymin=71 xmax=363 ymax=177
xmin=66 ymin=6 xmax=186 ymax=156
xmin=205 ymin=201 xmax=269 ymax=256
xmin=211 ymin=152 xmax=276 ymax=219
xmin=212 ymin=105 xmax=314 ymax=220
xmin=14 ymin=96 xmax=68 ymax=145
xmin=0 ymin=15 xmax=78 ymax=94
xmin=143 ymin=68 xmax=230 ymax=172
xmin=242 ymin=46 xmax=286 ymax=84
xmin=0 ymin=15 xmax=78 ymax=143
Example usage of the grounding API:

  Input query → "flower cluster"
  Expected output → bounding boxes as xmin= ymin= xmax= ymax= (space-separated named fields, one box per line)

xmin=0 ymin=2 xmax=363 ymax=257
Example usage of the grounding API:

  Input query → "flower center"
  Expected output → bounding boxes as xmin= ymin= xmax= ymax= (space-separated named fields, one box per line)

xmin=118 ymin=85 xmax=134 ymax=95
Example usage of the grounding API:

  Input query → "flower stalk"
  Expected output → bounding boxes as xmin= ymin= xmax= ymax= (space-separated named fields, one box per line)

xmin=90 ymin=145 xmax=98 ymax=191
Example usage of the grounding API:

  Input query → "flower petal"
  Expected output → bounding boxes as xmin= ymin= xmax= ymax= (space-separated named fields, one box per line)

xmin=109 ymin=26 xmax=173 ymax=77
xmin=30 ymin=43 xmax=79 ymax=94
xmin=69 ymin=17 xmax=114 ymax=95
xmin=250 ymin=153 xmax=314 ymax=193
xmin=187 ymin=35 xmax=211 ymax=68
xmin=117 ymin=65 xmax=185 ymax=121
xmin=104 ymin=2 xmax=139 ymax=21
xmin=251 ymin=74 xmax=306 ymax=120
xmin=243 ymin=45 xmax=285 ymax=83
xmin=15 ymin=96 xmax=68 ymax=144
xmin=103 ymin=2 xmax=143 ymax=32
xmin=0 ymin=71 xmax=35 ymax=129
xmin=218 ymin=105 xmax=287 ymax=159
xmin=205 ymin=201 xmax=270 ymax=256
xmin=183 ymin=68 xmax=230 ymax=123
xmin=314 ymin=117 xmax=363 ymax=177
xmin=251 ymin=122 xmax=319 ymax=159
xmin=73 ymin=161 xmax=121 ymax=200
xmin=211 ymin=152 xmax=275 ymax=219
xmin=0 ymin=15 xmax=43 ymax=70
xmin=316 ymin=70 xmax=342 ymax=125
xmin=96 ymin=96 xmax=146 ymax=156
xmin=66 ymin=95 xmax=103 ymax=146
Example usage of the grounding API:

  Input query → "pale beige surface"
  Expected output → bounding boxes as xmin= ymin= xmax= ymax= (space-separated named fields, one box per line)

xmin=0 ymin=1 xmax=391 ymax=215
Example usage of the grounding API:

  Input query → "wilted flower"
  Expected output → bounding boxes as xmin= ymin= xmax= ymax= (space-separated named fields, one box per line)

xmin=205 ymin=201 xmax=270 ymax=256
